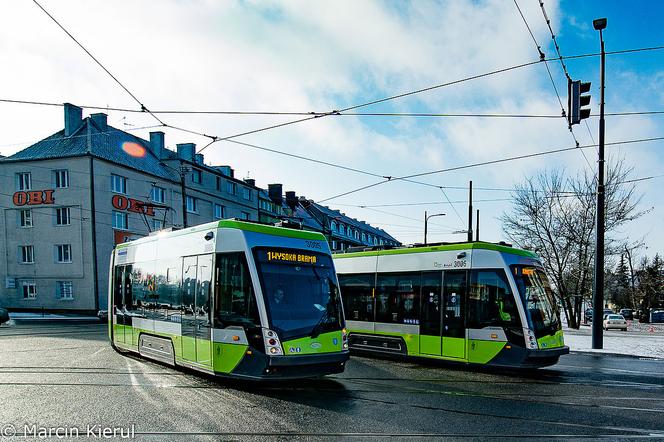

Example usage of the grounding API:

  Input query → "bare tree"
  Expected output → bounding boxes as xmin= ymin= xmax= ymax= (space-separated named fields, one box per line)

xmin=500 ymin=159 xmax=643 ymax=328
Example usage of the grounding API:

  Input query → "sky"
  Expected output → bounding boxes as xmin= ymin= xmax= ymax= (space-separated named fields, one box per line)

xmin=1 ymin=0 xmax=662 ymax=260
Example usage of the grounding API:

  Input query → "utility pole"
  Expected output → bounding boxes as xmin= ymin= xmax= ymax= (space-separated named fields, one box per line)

xmin=424 ymin=210 xmax=427 ymax=245
xmin=180 ymin=165 xmax=189 ymax=228
xmin=592 ymin=17 xmax=607 ymax=349
xmin=467 ymin=181 xmax=473 ymax=242
xmin=475 ymin=209 xmax=479 ymax=241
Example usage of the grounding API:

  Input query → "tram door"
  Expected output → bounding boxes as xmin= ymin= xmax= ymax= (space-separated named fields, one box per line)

xmin=420 ymin=271 xmax=443 ymax=355
xmin=112 ymin=265 xmax=132 ymax=345
xmin=419 ymin=270 xmax=467 ymax=359
xmin=181 ymin=255 xmax=213 ymax=367
xmin=441 ymin=271 xmax=466 ymax=359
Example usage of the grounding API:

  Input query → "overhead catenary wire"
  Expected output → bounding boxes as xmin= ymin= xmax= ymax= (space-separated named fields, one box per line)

xmin=4 ymin=98 xmax=664 ymax=119
xmin=317 ymin=136 xmax=664 ymax=203
xmin=31 ymin=0 xmax=166 ymax=128
xmin=513 ymin=0 xmax=592 ymax=171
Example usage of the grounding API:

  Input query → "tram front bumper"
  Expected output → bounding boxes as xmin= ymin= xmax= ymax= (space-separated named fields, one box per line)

xmin=264 ymin=350 xmax=350 ymax=378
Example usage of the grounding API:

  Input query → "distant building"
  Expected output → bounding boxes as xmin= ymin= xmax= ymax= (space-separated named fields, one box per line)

xmin=256 ymin=186 xmax=400 ymax=251
xmin=0 ymin=104 xmax=258 ymax=313
xmin=0 ymin=103 xmax=399 ymax=313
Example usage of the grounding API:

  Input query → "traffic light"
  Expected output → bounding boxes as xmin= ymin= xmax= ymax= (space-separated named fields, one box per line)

xmin=567 ymin=79 xmax=592 ymax=125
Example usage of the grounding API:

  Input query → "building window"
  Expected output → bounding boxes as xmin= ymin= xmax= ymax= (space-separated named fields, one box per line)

xmin=339 ymin=224 xmax=345 ymax=236
xmin=19 ymin=209 xmax=33 ymax=228
xmin=151 ymin=186 xmax=165 ymax=203
xmin=152 ymin=219 xmax=163 ymax=230
xmin=216 ymin=176 xmax=222 ymax=191
xmin=186 ymin=196 xmax=197 ymax=213
xmin=362 ymin=233 xmax=367 ymax=243
xmin=214 ymin=204 xmax=225 ymax=219
xmin=16 ymin=172 xmax=31 ymax=191
xmin=112 ymin=211 xmax=128 ymax=230
xmin=227 ymin=182 xmax=237 ymax=195
xmin=55 ymin=244 xmax=72 ymax=263
xmin=57 ymin=281 xmax=73 ymax=300
xmin=54 ymin=169 xmax=69 ymax=188
xmin=192 ymin=169 xmax=202 ymax=184
xmin=331 ymin=221 xmax=338 ymax=233
xmin=242 ymin=187 xmax=252 ymax=201
xmin=111 ymin=174 xmax=127 ymax=194
xmin=22 ymin=281 xmax=37 ymax=299
xmin=55 ymin=207 xmax=71 ymax=226
xmin=19 ymin=245 xmax=34 ymax=264
xmin=240 ymin=211 xmax=250 ymax=220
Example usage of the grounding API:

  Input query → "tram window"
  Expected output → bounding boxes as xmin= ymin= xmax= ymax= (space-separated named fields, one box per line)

xmin=153 ymin=258 xmax=182 ymax=321
xmin=214 ymin=252 xmax=260 ymax=328
xmin=129 ymin=261 xmax=156 ymax=318
xmin=337 ymin=274 xmax=374 ymax=322
xmin=467 ymin=269 xmax=519 ymax=329
xmin=113 ymin=265 xmax=126 ymax=311
xmin=375 ymin=273 xmax=420 ymax=324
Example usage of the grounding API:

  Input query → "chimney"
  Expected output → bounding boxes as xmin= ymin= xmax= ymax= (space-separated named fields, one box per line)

xmin=149 ymin=131 xmax=165 ymax=158
xmin=285 ymin=191 xmax=298 ymax=211
xmin=176 ymin=143 xmax=196 ymax=161
xmin=194 ymin=153 xmax=204 ymax=165
xmin=268 ymin=184 xmax=283 ymax=205
xmin=64 ymin=103 xmax=82 ymax=136
xmin=90 ymin=113 xmax=108 ymax=131
xmin=244 ymin=178 xmax=255 ymax=187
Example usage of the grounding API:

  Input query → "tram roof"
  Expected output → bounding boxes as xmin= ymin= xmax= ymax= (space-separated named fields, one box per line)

xmin=332 ymin=241 xmax=538 ymax=259
xmin=116 ymin=219 xmax=325 ymax=249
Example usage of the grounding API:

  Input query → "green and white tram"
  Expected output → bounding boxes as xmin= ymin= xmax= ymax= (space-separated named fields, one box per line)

xmin=108 ymin=220 xmax=349 ymax=380
xmin=333 ymin=242 xmax=569 ymax=368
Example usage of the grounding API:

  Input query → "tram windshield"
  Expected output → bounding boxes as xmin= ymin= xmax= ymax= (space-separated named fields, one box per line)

xmin=512 ymin=266 xmax=560 ymax=337
xmin=254 ymin=248 xmax=343 ymax=341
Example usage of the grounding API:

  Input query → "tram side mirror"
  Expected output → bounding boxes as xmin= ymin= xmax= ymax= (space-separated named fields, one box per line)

xmin=204 ymin=231 xmax=214 ymax=241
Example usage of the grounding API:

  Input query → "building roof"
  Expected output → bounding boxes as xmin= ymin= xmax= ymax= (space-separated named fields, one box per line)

xmin=1 ymin=117 xmax=180 ymax=181
xmin=310 ymin=202 xmax=399 ymax=243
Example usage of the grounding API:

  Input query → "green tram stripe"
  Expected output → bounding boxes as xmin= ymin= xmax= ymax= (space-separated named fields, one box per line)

xmin=218 ymin=220 xmax=325 ymax=240
xmin=333 ymin=242 xmax=538 ymax=259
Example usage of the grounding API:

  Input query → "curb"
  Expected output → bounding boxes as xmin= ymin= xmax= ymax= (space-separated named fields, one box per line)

xmin=569 ymin=349 xmax=664 ymax=361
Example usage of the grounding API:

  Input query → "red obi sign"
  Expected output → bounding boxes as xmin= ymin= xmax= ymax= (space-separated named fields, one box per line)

xmin=111 ymin=195 xmax=155 ymax=217
xmin=13 ymin=190 xmax=55 ymax=206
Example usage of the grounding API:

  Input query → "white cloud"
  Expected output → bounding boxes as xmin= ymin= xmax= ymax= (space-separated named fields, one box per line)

xmin=0 ymin=0 xmax=662 ymax=255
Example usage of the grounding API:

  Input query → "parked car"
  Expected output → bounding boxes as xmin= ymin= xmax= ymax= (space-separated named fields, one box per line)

xmin=603 ymin=314 xmax=628 ymax=331
xmin=651 ymin=310 xmax=664 ymax=324
xmin=619 ymin=308 xmax=634 ymax=320
xmin=0 ymin=308 xmax=9 ymax=324
xmin=585 ymin=308 xmax=614 ymax=323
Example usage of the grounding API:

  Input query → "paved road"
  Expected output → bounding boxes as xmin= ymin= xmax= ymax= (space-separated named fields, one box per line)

xmin=1 ymin=322 xmax=664 ymax=440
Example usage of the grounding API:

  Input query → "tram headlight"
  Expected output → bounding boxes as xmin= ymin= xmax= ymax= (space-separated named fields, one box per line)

xmin=525 ymin=329 xmax=538 ymax=350
xmin=342 ymin=328 xmax=349 ymax=349
xmin=263 ymin=329 xmax=283 ymax=356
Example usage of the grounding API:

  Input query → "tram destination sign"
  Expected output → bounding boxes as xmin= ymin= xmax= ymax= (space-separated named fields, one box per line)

xmin=266 ymin=250 xmax=317 ymax=264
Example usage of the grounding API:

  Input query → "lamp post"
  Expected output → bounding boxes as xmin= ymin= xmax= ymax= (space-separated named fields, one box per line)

xmin=591 ymin=17 xmax=607 ymax=350
xmin=424 ymin=211 xmax=446 ymax=245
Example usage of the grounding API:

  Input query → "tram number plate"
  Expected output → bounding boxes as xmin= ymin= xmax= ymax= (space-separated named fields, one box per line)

xmin=453 ymin=260 xmax=467 ymax=268
xmin=305 ymin=240 xmax=322 ymax=250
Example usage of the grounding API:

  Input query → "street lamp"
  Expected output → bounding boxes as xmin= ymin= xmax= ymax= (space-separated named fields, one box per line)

xmin=591 ymin=17 xmax=607 ymax=350
xmin=424 ymin=211 xmax=445 ymax=245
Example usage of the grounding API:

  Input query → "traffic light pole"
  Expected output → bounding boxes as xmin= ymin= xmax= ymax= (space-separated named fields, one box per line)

xmin=592 ymin=25 xmax=606 ymax=349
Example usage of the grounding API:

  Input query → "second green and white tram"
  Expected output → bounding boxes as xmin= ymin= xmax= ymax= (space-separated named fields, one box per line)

xmin=333 ymin=242 xmax=569 ymax=368
xmin=109 ymin=220 xmax=349 ymax=380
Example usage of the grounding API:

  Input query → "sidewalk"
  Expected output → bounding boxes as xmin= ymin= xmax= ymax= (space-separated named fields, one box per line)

xmin=563 ymin=325 xmax=664 ymax=359
xmin=8 ymin=312 xmax=99 ymax=322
